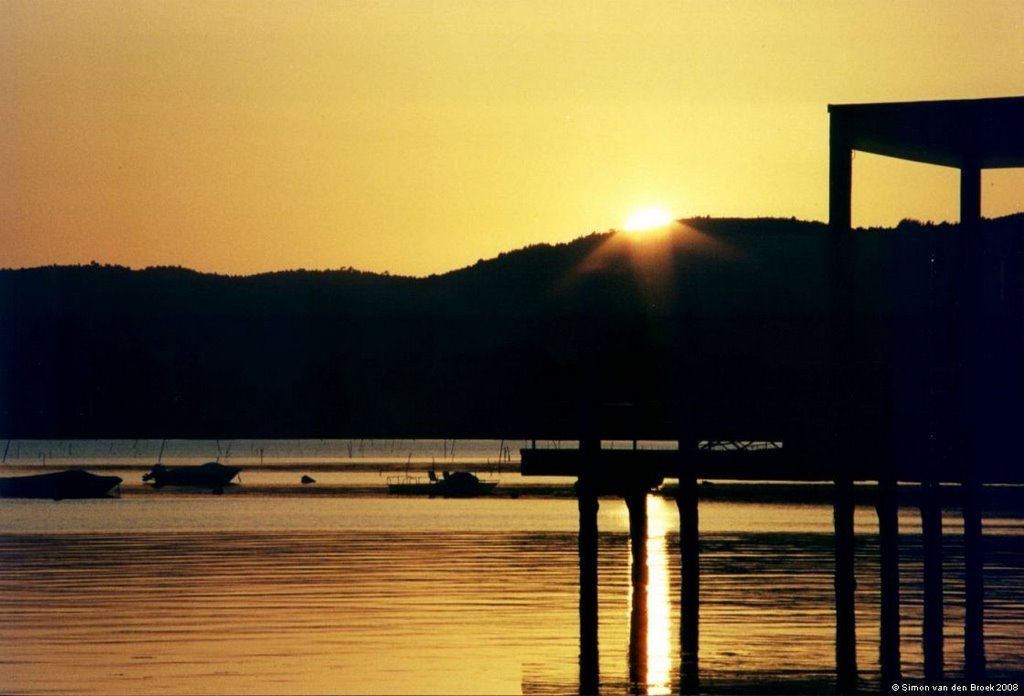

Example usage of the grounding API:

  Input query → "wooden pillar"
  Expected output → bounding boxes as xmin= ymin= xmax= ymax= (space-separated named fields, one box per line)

xmin=877 ymin=476 xmax=902 ymax=683
xmin=626 ymin=492 xmax=648 ymax=690
xmin=963 ymin=478 xmax=986 ymax=678
xmin=578 ymin=432 xmax=601 ymax=695
xmin=959 ymin=157 xmax=986 ymax=680
xmin=626 ymin=491 xmax=648 ymax=588
xmin=829 ymin=106 xmax=858 ymax=693
xmin=921 ymin=479 xmax=944 ymax=681
xmin=829 ymin=110 xmax=853 ymax=234
xmin=677 ymin=474 xmax=700 ymax=695
xmin=578 ymin=475 xmax=600 ymax=695
xmin=960 ymin=164 xmax=981 ymax=230
xmin=834 ymin=477 xmax=858 ymax=693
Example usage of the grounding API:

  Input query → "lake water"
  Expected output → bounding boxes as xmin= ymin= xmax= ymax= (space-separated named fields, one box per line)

xmin=1 ymin=440 xmax=1022 ymax=694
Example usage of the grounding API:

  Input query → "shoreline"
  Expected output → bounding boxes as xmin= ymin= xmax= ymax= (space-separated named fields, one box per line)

xmin=9 ymin=478 xmax=1018 ymax=512
xmin=4 ymin=461 xmax=1024 ymax=511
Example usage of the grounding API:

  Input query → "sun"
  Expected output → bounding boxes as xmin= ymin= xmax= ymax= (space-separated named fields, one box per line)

xmin=622 ymin=208 xmax=674 ymax=233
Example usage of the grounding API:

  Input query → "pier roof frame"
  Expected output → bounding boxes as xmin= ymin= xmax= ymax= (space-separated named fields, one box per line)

xmin=828 ymin=96 xmax=1024 ymax=231
xmin=828 ymin=96 xmax=1024 ymax=170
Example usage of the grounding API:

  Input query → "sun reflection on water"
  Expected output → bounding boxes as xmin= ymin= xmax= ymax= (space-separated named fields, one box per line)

xmin=624 ymin=494 xmax=676 ymax=695
xmin=645 ymin=496 xmax=674 ymax=695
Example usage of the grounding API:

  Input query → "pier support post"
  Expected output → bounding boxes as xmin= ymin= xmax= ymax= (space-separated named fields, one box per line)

xmin=626 ymin=491 xmax=649 ymax=690
xmin=834 ymin=477 xmax=858 ymax=693
xmin=578 ymin=474 xmax=600 ymax=695
xmin=829 ymin=109 xmax=853 ymax=234
xmin=877 ymin=475 xmax=902 ymax=683
xmin=830 ymin=106 xmax=858 ymax=693
xmin=626 ymin=491 xmax=649 ymax=588
xmin=963 ymin=477 xmax=986 ymax=679
xmin=921 ymin=479 xmax=944 ymax=681
xmin=960 ymin=164 xmax=981 ymax=231
xmin=956 ymin=181 xmax=986 ymax=680
xmin=677 ymin=474 xmax=700 ymax=695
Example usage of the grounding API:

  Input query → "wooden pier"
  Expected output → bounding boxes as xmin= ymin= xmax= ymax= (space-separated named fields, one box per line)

xmin=521 ymin=97 xmax=1024 ymax=693
xmin=522 ymin=440 xmax=1016 ymax=693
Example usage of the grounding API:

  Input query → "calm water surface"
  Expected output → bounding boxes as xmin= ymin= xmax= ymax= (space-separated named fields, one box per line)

xmin=0 ymin=441 xmax=1022 ymax=694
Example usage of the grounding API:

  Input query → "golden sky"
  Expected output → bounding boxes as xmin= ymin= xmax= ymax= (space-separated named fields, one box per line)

xmin=3 ymin=0 xmax=1023 ymax=276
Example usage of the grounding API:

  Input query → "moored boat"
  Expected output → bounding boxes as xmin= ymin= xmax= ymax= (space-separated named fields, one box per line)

xmin=143 ymin=462 xmax=241 ymax=490
xmin=387 ymin=469 xmax=497 ymax=497
xmin=0 ymin=469 xmax=122 ymax=500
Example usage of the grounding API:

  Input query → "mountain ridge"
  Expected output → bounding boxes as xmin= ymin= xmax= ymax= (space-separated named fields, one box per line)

xmin=2 ymin=215 xmax=1022 ymax=453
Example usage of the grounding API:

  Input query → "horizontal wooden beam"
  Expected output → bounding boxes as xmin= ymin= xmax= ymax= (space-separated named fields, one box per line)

xmin=521 ymin=447 xmax=1024 ymax=484
xmin=521 ymin=447 xmax=858 ymax=482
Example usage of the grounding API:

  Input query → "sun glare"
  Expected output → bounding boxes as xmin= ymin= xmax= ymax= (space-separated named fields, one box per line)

xmin=623 ymin=208 xmax=673 ymax=233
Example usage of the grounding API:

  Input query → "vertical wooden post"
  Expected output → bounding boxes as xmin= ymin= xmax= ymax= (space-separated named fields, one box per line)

xmin=963 ymin=478 xmax=986 ymax=678
xmin=626 ymin=492 xmax=648 ymax=690
xmin=578 ymin=473 xmax=600 ymax=696
xmin=959 ymin=158 xmax=986 ymax=680
xmin=829 ymin=109 xmax=853 ymax=235
xmin=877 ymin=475 xmax=902 ymax=683
xmin=834 ymin=477 xmax=858 ymax=693
xmin=677 ymin=474 xmax=700 ymax=695
xmin=921 ymin=479 xmax=944 ymax=681
xmin=829 ymin=106 xmax=858 ymax=693
xmin=960 ymin=164 xmax=981 ymax=230
xmin=577 ymin=431 xmax=602 ymax=694
xmin=626 ymin=491 xmax=649 ymax=588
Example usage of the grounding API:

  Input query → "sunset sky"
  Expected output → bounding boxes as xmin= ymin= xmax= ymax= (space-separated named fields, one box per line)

xmin=3 ymin=1 xmax=1023 ymax=276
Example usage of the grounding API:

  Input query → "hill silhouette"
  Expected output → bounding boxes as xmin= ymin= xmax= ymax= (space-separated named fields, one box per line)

xmin=2 ymin=215 xmax=1022 ymax=479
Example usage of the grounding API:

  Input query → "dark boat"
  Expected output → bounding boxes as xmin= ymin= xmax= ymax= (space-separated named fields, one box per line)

xmin=0 ymin=469 xmax=123 ymax=500
xmin=386 ymin=475 xmax=435 ymax=496
xmin=387 ymin=469 xmax=497 ymax=498
xmin=143 ymin=462 xmax=241 ymax=490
